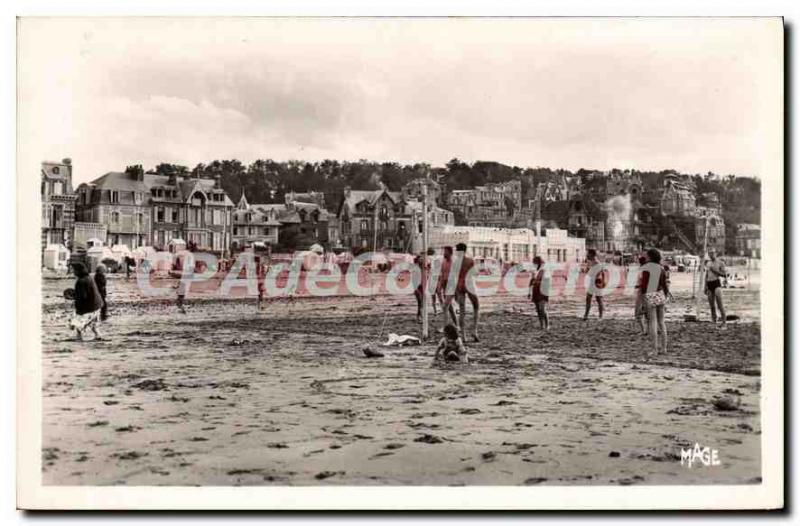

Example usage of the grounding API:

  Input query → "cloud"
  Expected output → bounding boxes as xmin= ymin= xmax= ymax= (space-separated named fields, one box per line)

xmin=18 ymin=18 xmax=780 ymax=184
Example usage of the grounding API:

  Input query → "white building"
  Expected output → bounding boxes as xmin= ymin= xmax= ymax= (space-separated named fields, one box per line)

xmin=428 ymin=225 xmax=585 ymax=264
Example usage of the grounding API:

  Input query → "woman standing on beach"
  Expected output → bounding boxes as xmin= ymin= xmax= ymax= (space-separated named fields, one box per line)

xmin=641 ymin=248 xmax=669 ymax=355
xmin=529 ymin=255 xmax=550 ymax=331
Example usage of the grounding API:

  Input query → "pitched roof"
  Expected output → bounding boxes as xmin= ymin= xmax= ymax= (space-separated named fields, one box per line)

xmin=85 ymin=172 xmax=149 ymax=193
xmin=342 ymin=189 xmax=403 ymax=210
xmin=85 ymin=172 xmax=234 ymax=206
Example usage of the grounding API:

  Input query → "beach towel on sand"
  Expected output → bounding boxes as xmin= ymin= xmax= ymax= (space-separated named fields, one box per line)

xmin=382 ymin=333 xmax=421 ymax=347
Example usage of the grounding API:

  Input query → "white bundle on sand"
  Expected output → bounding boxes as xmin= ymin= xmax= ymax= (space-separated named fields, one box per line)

xmin=382 ymin=333 xmax=421 ymax=347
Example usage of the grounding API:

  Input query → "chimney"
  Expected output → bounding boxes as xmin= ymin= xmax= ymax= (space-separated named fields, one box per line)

xmin=126 ymin=164 xmax=144 ymax=182
xmin=214 ymin=174 xmax=221 ymax=189
xmin=62 ymin=158 xmax=74 ymax=193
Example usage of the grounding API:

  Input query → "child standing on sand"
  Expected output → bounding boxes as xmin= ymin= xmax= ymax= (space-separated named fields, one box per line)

xmin=433 ymin=324 xmax=469 ymax=364
xmin=529 ymin=256 xmax=550 ymax=330
xmin=94 ymin=263 xmax=108 ymax=321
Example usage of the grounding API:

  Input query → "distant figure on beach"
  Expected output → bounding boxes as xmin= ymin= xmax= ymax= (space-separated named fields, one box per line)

xmin=176 ymin=278 xmax=188 ymax=314
xmin=704 ymin=249 xmax=728 ymax=327
xmin=69 ymin=262 xmax=104 ymax=341
xmin=641 ymin=248 xmax=670 ymax=355
xmin=529 ymin=255 xmax=550 ymax=331
xmin=583 ymin=249 xmax=607 ymax=320
xmin=433 ymin=324 xmax=469 ymax=364
xmin=94 ymin=263 xmax=108 ymax=321
xmin=256 ymin=258 xmax=266 ymax=311
xmin=124 ymin=256 xmax=135 ymax=279
xmin=439 ymin=243 xmax=480 ymax=342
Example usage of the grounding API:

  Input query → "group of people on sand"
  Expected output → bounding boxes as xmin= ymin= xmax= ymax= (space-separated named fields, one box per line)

xmin=64 ymin=243 xmax=731 ymax=358
xmin=428 ymin=245 xmax=731 ymax=363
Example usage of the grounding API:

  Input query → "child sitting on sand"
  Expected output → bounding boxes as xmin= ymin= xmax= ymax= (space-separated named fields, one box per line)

xmin=433 ymin=324 xmax=469 ymax=364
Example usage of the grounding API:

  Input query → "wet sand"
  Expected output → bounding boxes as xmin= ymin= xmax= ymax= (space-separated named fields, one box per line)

xmin=41 ymin=269 xmax=761 ymax=486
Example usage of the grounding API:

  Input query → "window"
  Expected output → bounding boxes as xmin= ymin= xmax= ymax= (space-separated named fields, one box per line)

xmin=171 ymin=208 xmax=178 ymax=222
xmin=137 ymin=213 xmax=144 ymax=227
xmin=134 ymin=192 xmax=142 ymax=204
xmin=110 ymin=191 xmax=119 ymax=203
xmin=361 ymin=220 xmax=368 ymax=231
xmin=157 ymin=207 xmax=165 ymax=222
xmin=52 ymin=166 xmax=59 ymax=175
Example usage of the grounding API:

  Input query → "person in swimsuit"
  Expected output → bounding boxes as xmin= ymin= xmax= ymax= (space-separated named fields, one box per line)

xmin=414 ymin=248 xmax=452 ymax=323
xmin=439 ymin=243 xmax=480 ymax=342
xmin=704 ymin=249 xmax=728 ymax=326
xmin=642 ymin=248 xmax=670 ymax=355
xmin=583 ymin=249 xmax=607 ymax=320
xmin=529 ymin=255 xmax=550 ymax=330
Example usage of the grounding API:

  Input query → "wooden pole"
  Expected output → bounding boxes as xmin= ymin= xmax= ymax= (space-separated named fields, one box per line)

xmin=421 ymin=183 xmax=430 ymax=340
xmin=694 ymin=215 xmax=710 ymax=314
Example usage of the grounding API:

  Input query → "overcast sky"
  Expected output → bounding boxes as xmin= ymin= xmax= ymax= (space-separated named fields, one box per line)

xmin=19 ymin=17 xmax=781 ymax=184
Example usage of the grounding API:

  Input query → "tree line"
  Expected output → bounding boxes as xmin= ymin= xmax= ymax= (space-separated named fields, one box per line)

xmin=146 ymin=158 xmax=761 ymax=234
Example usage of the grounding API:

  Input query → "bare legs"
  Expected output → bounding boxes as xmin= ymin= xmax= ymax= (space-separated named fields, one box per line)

xmin=583 ymin=294 xmax=604 ymax=320
xmin=634 ymin=293 xmax=648 ymax=334
xmin=707 ymin=288 xmax=727 ymax=325
xmin=534 ymin=301 xmax=549 ymax=330
xmin=457 ymin=291 xmax=480 ymax=342
xmin=441 ymin=291 xmax=479 ymax=341
xmin=647 ymin=305 xmax=667 ymax=354
xmin=416 ymin=289 xmax=443 ymax=322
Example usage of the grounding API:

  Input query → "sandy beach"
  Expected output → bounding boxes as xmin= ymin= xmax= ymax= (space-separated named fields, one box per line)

xmin=41 ymin=268 xmax=761 ymax=486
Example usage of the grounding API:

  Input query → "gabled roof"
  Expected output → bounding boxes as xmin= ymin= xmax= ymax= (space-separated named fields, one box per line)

xmin=342 ymin=189 xmax=403 ymax=211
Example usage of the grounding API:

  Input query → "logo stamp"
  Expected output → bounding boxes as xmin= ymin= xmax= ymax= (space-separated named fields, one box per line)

xmin=680 ymin=443 xmax=722 ymax=468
